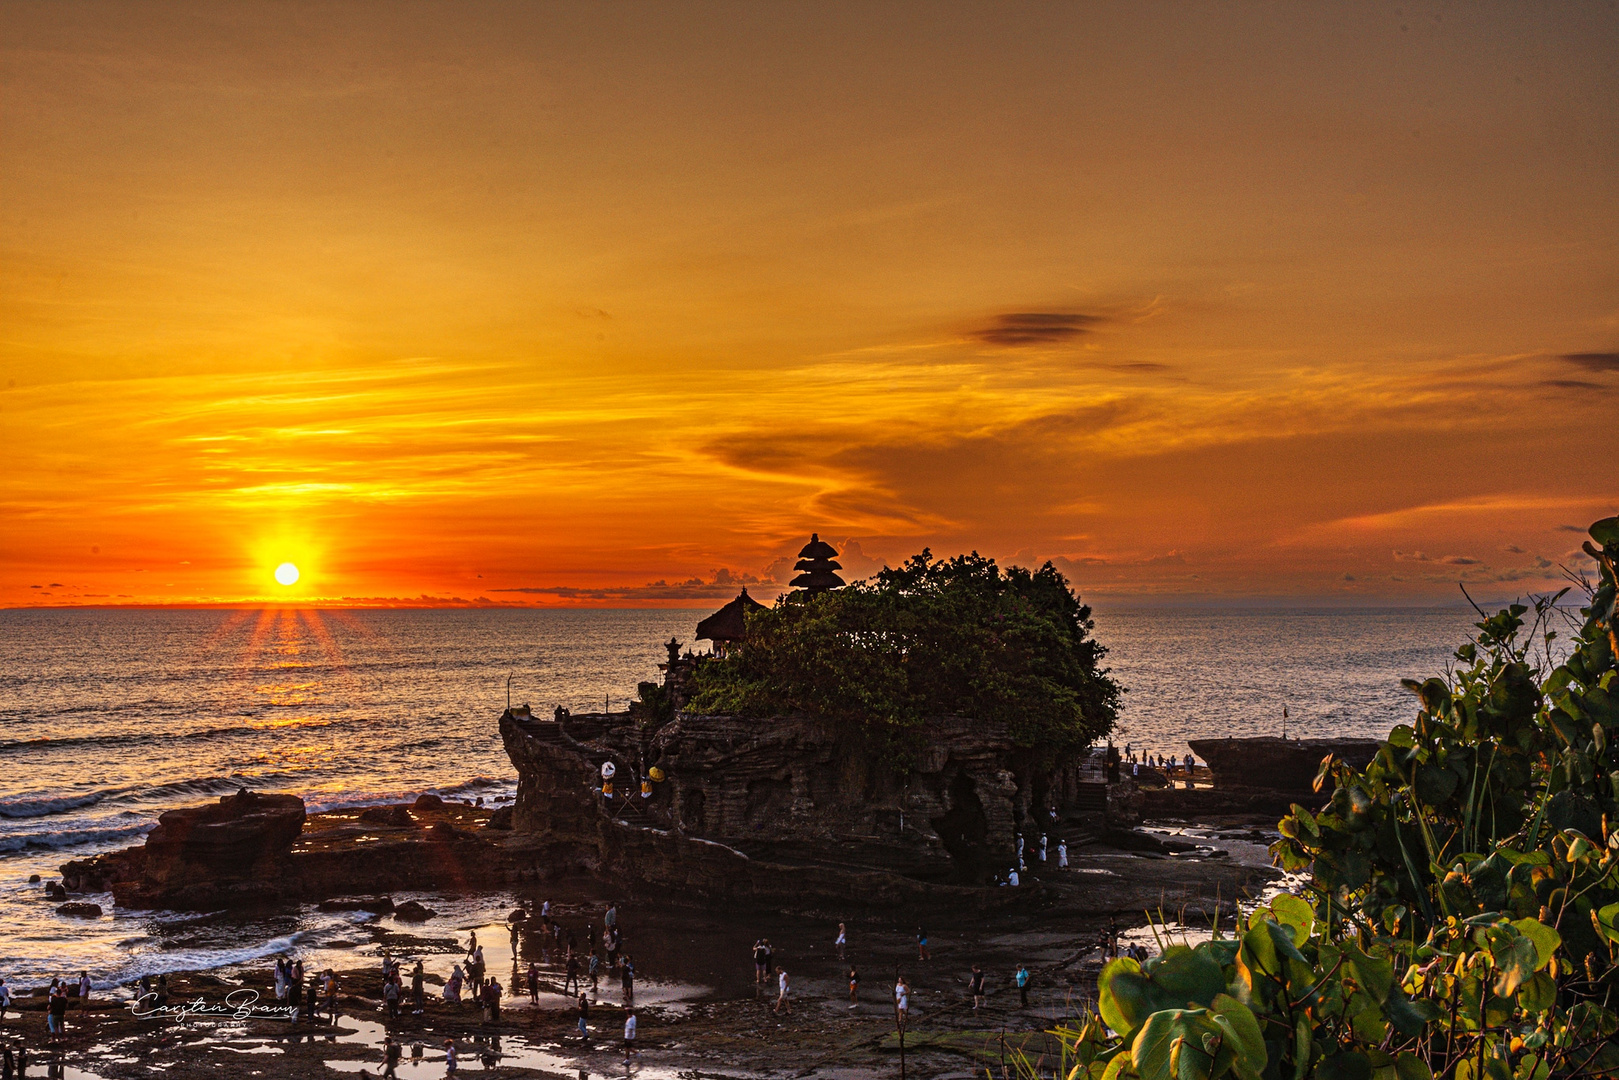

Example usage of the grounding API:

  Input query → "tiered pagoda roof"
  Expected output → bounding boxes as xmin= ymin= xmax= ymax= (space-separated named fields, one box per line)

xmin=790 ymin=533 xmax=846 ymax=594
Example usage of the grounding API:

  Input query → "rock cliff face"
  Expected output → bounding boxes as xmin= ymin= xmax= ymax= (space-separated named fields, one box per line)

xmin=500 ymin=705 xmax=1130 ymax=908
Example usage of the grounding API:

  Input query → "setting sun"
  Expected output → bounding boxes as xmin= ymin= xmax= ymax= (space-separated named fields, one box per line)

xmin=274 ymin=563 xmax=300 ymax=587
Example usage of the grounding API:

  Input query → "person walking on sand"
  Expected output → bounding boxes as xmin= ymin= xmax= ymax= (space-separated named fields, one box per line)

xmin=382 ymin=1034 xmax=402 ymax=1079
xmin=916 ymin=927 xmax=929 ymax=961
xmin=1016 ymin=964 xmax=1030 ymax=1008
xmin=894 ymin=975 xmax=909 ymax=1030
xmin=969 ymin=965 xmax=986 ymax=1011
xmin=835 ymin=922 xmax=847 ymax=960
xmin=847 ymin=965 xmax=860 ymax=1007
xmin=623 ymin=1011 xmax=637 ymax=1059
xmin=576 ymin=993 xmax=590 ymax=1041
xmin=773 ymin=968 xmax=790 ymax=1014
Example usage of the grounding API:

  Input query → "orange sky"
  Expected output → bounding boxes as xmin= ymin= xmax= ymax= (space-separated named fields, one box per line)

xmin=3 ymin=2 xmax=1616 ymax=607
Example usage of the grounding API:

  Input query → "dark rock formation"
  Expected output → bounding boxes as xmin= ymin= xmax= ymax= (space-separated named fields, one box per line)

xmin=56 ymin=902 xmax=102 ymax=918
xmin=63 ymin=793 xmax=515 ymax=910
xmin=317 ymin=896 xmax=395 ymax=913
xmin=413 ymin=793 xmax=445 ymax=810
xmin=359 ymin=804 xmax=415 ymax=827
xmin=393 ymin=900 xmax=436 ymax=921
xmin=1188 ymin=737 xmax=1380 ymax=797
xmin=499 ymin=706 xmax=1133 ymax=910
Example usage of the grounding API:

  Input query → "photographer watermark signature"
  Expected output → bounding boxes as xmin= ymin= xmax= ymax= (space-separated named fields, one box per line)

xmin=127 ymin=988 xmax=298 ymax=1022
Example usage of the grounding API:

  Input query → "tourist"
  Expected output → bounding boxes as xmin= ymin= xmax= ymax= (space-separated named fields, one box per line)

xmin=46 ymin=980 xmax=64 ymax=1039
xmin=384 ymin=973 xmax=401 ymax=1020
xmin=623 ymin=1011 xmax=637 ymax=1058
xmin=752 ymin=939 xmax=767 ymax=984
xmin=576 ymin=993 xmax=590 ymax=1041
xmin=763 ymin=939 xmax=774 ymax=979
xmin=916 ymin=927 xmax=929 ymax=961
xmin=443 ymin=965 xmax=464 ymax=1004
xmin=564 ymin=950 xmax=580 ymax=995
xmin=1016 ymin=963 xmax=1030 ymax=1007
xmin=485 ymin=977 xmax=502 ymax=1024
xmin=835 ymin=922 xmax=846 ymax=960
xmin=77 ymin=971 xmax=91 ymax=1006
xmin=1058 ymin=839 xmax=1069 ymax=869
xmin=325 ymin=970 xmax=340 ymax=1021
xmin=1007 ymin=867 xmax=1020 ymax=887
xmin=621 ymin=954 xmax=635 ymax=1006
xmin=969 ymin=965 xmax=985 ymax=1011
xmin=465 ymin=929 xmax=478 ymax=959
xmin=469 ymin=945 xmax=486 ymax=995
xmin=1015 ymin=833 xmax=1024 ymax=859
xmin=412 ymin=961 xmax=425 ymax=1012
xmin=444 ymin=1039 xmax=458 ymax=1076
xmin=893 ymin=975 xmax=909 ymax=1029
xmin=306 ymin=978 xmax=319 ymax=1023
xmin=605 ymin=902 xmax=617 ymax=931
xmin=528 ymin=960 xmax=540 ymax=1004
xmin=290 ymin=965 xmax=304 ymax=1022
xmin=541 ymin=898 xmax=551 ymax=920
xmin=0 ymin=975 xmax=10 ymax=1020
xmin=606 ymin=927 xmax=621 ymax=969
xmin=847 ymin=965 xmax=859 ymax=1006
xmin=274 ymin=957 xmax=289 ymax=1002
xmin=589 ymin=951 xmax=600 ymax=993
xmin=382 ymin=1034 xmax=401 ymax=1079
xmin=1039 ymin=834 xmax=1048 ymax=863
xmin=773 ymin=967 xmax=790 ymax=1014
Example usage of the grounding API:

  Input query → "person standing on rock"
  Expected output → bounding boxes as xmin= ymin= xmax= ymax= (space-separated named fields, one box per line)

xmin=305 ymin=978 xmax=318 ymax=1024
xmin=527 ymin=960 xmax=540 ymax=1004
xmin=486 ymin=977 xmax=502 ymax=1024
xmin=969 ymin=965 xmax=986 ymax=1011
xmin=381 ymin=1034 xmax=401 ymax=1079
xmin=916 ymin=927 xmax=929 ymax=961
xmin=1015 ymin=964 xmax=1030 ymax=1008
xmin=0 ymin=974 xmax=10 ymax=1020
xmin=1040 ymin=834 xmax=1048 ymax=863
xmin=411 ymin=961 xmax=425 ymax=1013
xmin=589 ymin=951 xmax=601 ymax=994
xmin=623 ymin=1011 xmax=637 ymax=1058
xmin=443 ymin=965 xmax=463 ymax=1004
xmin=1058 ymin=839 xmax=1068 ymax=869
xmin=325 ymin=970 xmax=340 ymax=1022
xmin=383 ymin=973 xmax=400 ymax=1021
xmin=893 ymin=975 xmax=909 ymax=1030
xmin=77 ymin=971 xmax=91 ymax=1007
xmin=847 ymin=965 xmax=859 ymax=1006
xmin=835 ymin=923 xmax=847 ymax=960
xmin=465 ymin=929 xmax=478 ymax=960
xmin=470 ymin=946 xmax=485 ymax=996
xmin=576 ymin=993 xmax=590 ymax=1042
xmin=444 ymin=1039 xmax=458 ymax=1076
xmin=752 ymin=940 xmax=767 ymax=984
xmin=564 ymin=950 xmax=580 ymax=996
xmin=620 ymin=955 xmax=635 ymax=1006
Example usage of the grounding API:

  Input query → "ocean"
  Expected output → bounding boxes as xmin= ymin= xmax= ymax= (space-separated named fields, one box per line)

xmin=0 ymin=603 xmax=1491 ymax=986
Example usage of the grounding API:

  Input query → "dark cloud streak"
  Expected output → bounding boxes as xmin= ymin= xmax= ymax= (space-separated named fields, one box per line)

xmin=971 ymin=312 xmax=1101 ymax=347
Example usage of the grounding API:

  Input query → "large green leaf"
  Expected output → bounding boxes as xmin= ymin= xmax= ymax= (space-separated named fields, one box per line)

xmin=1209 ymin=993 xmax=1267 ymax=1080
xmin=1149 ymin=945 xmax=1228 ymax=1009
xmin=1270 ymin=894 xmax=1314 ymax=945
xmin=1490 ymin=927 xmax=1539 ymax=998
xmin=1508 ymin=918 xmax=1561 ymax=970
xmin=1132 ymin=1009 xmax=1218 ymax=1080
xmin=1100 ymin=957 xmax=1172 ymax=1037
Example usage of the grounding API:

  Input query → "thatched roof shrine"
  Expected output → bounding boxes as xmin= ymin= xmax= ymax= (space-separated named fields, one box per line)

xmin=695 ymin=588 xmax=766 ymax=655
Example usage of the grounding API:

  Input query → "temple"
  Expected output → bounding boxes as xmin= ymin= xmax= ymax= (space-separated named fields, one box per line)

xmin=693 ymin=587 xmax=765 ymax=658
xmin=789 ymin=533 xmax=845 ymax=593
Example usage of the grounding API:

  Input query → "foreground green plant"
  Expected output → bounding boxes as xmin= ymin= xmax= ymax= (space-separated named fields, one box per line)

xmin=1014 ymin=518 xmax=1619 ymax=1080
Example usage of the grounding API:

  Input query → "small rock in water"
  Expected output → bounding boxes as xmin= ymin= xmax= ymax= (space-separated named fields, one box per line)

xmin=28 ymin=874 xmax=41 ymax=883
xmin=358 ymin=805 xmax=415 ymax=827
xmin=413 ymin=793 xmax=445 ymax=810
xmin=393 ymin=900 xmax=437 ymax=922
xmin=56 ymin=902 xmax=103 ymax=918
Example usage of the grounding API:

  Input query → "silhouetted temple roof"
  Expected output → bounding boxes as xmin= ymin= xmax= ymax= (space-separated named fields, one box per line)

xmin=695 ymin=588 xmax=766 ymax=643
xmin=798 ymin=533 xmax=839 ymax=560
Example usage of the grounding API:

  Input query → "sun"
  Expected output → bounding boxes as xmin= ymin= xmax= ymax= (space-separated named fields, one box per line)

xmin=274 ymin=562 xmax=300 ymax=586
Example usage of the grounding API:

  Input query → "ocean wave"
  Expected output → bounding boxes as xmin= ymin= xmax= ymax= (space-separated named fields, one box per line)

xmin=0 ymin=822 xmax=153 ymax=854
xmin=0 ymin=716 xmax=363 ymax=756
xmin=0 ymin=776 xmax=247 ymax=819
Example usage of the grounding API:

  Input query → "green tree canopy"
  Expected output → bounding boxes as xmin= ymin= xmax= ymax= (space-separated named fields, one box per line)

xmin=686 ymin=550 xmax=1119 ymax=757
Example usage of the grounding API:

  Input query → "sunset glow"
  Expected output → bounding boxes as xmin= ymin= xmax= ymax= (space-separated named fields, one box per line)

xmin=274 ymin=564 xmax=301 ymax=588
xmin=3 ymin=4 xmax=1616 ymax=608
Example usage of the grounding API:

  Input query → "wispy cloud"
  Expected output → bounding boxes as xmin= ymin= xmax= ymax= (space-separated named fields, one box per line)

xmin=969 ymin=312 xmax=1102 ymax=347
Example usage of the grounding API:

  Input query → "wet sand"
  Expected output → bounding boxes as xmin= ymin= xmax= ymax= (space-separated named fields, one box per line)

xmin=0 ymin=822 xmax=1282 ymax=1079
